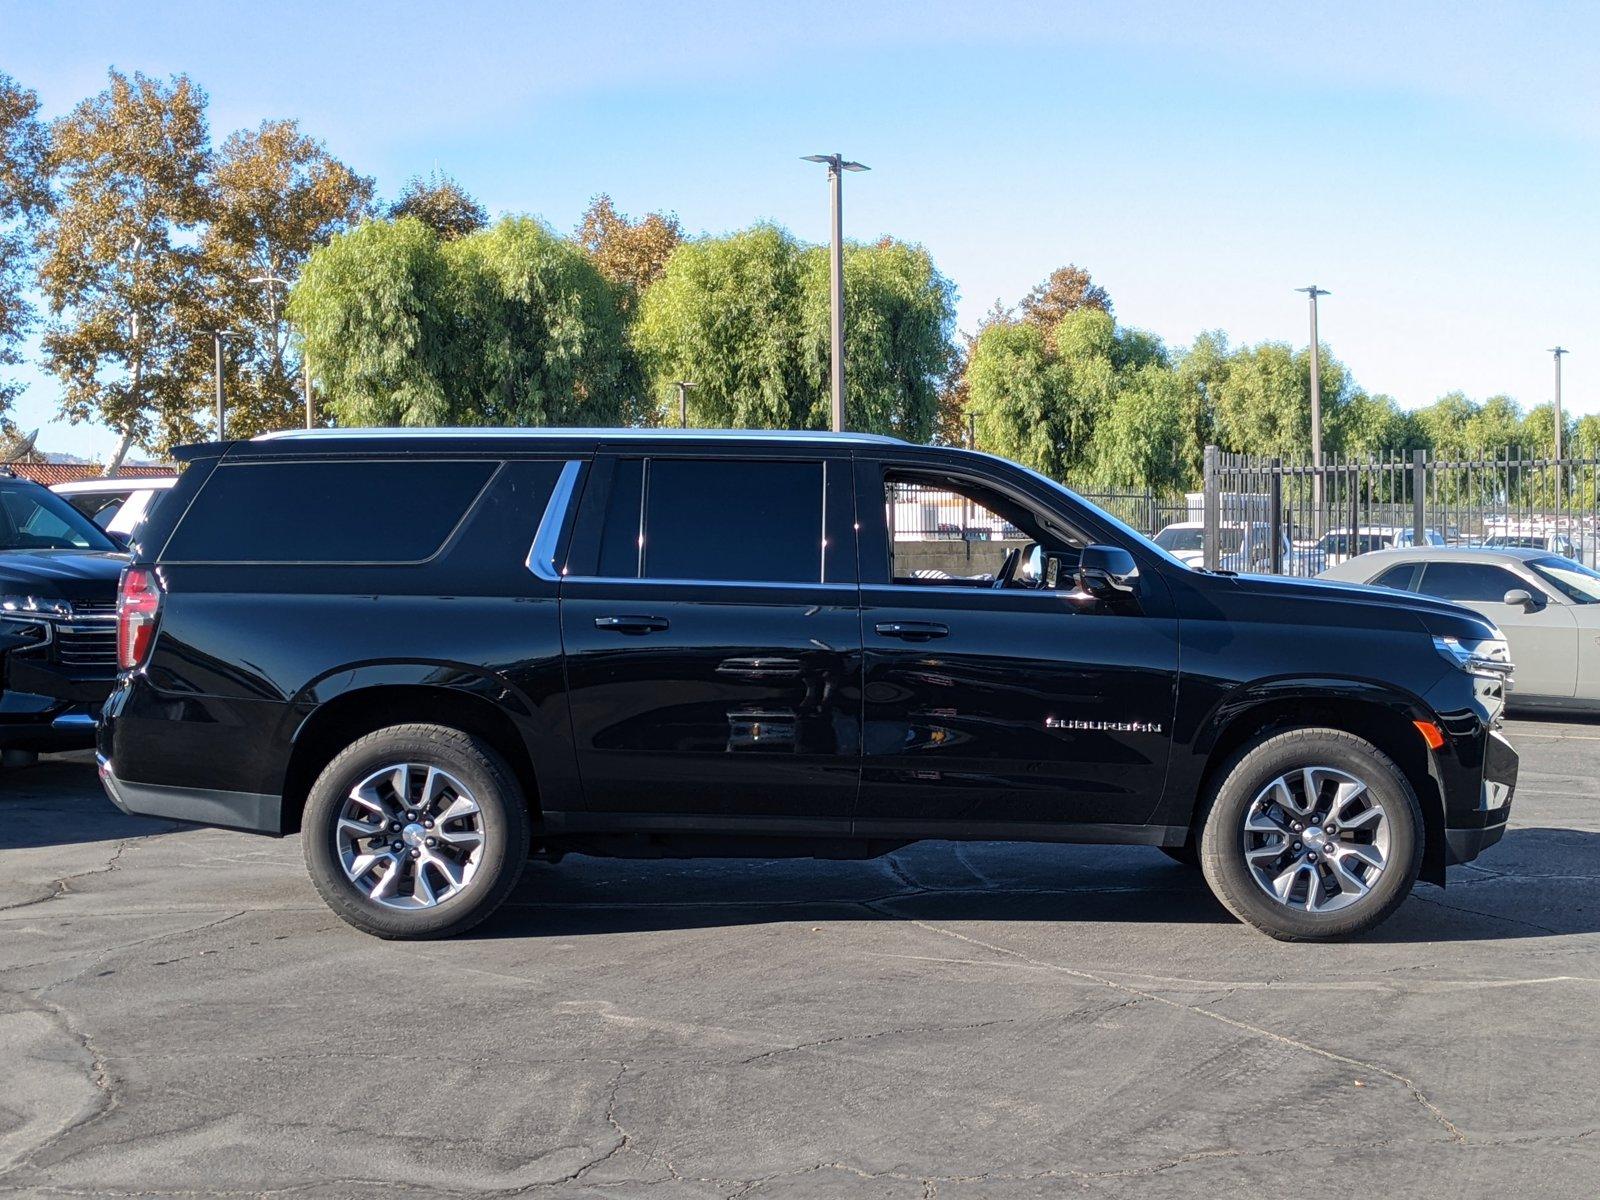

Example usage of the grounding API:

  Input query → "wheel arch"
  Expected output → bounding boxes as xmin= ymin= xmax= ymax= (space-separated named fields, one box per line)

xmin=1187 ymin=681 xmax=1447 ymax=885
xmin=278 ymin=681 xmax=544 ymax=837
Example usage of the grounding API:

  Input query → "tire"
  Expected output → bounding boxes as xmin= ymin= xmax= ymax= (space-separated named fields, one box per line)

xmin=1198 ymin=727 xmax=1422 ymax=941
xmin=1160 ymin=845 xmax=1201 ymax=868
xmin=302 ymin=723 xmax=530 ymax=939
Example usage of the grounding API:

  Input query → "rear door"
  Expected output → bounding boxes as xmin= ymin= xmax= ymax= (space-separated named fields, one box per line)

xmin=1415 ymin=559 xmax=1577 ymax=700
xmin=559 ymin=452 xmax=862 ymax=827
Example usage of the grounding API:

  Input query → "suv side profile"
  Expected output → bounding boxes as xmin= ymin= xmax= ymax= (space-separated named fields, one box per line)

xmin=98 ymin=429 xmax=1518 ymax=941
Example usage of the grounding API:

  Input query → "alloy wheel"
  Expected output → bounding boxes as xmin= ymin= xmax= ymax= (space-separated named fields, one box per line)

xmin=334 ymin=762 xmax=485 ymax=910
xmin=1241 ymin=765 xmax=1391 ymax=913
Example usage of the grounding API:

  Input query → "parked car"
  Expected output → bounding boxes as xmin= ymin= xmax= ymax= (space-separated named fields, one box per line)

xmin=52 ymin=475 xmax=177 ymax=543
xmin=1295 ymin=525 xmax=1446 ymax=574
xmin=100 ymin=428 xmax=1516 ymax=942
xmin=1321 ymin=545 xmax=1600 ymax=712
xmin=1152 ymin=520 xmax=1290 ymax=572
xmin=1484 ymin=532 xmax=1578 ymax=561
xmin=0 ymin=471 xmax=127 ymax=757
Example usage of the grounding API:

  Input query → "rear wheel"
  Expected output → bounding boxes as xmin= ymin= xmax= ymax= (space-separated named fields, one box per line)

xmin=1199 ymin=727 xmax=1422 ymax=941
xmin=302 ymin=723 xmax=529 ymax=939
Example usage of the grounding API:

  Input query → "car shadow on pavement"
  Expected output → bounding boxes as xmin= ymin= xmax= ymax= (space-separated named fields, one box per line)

xmin=475 ymin=827 xmax=1600 ymax=944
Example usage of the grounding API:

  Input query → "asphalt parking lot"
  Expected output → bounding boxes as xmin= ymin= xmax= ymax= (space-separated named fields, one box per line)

xmin=1 ymin=717 xmax=1596 ymax=1199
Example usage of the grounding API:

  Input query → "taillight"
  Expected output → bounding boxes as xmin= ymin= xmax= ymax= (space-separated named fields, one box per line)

xmin=117 ymin=566 xmax=162 ymax=670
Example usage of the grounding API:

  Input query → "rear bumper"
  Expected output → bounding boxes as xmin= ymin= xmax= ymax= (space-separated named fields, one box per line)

xmin=97 ymin=754 xmax=282 ymax=835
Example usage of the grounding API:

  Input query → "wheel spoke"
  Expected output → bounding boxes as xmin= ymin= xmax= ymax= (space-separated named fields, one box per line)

xmin=1270 ymin=861 xmax=1303 ymax=902
xmin=1328 ymin=852 xmax=1371 ymax=898
xmin=1338 ymin=806 xmax=1384 ymax=831
xmin=434 ymin=826 xmax=482 ymax=848
xmin=338 ymin=815 xmax=381 ymax=842
xmin=1302 ymin=865 xmax=1326 ymax=911
xmin=437 ymin=794 xmax=480 ymax=825
xmin=420 ymin=766 xmax=455 ymax=814
xmin=1245 ymin=809 xmax=1283 ymax=835
xmin=368 ymin=856 xmax=405 ymax=902
xmin=1326 ymin=780 xmax=1367 ymax=821
xmin=1246 ymin=839 xmax=1286 ymax=865
xmin=423 ymin=849 xmax=465 ymax=892
xmin=412 ymin=860 xmax=438 ymax=906
xmin=1339 ymin=841 xmax=1385 ymax=869
xmin=345 ymin=849 xmax=390 ymax=881
xmin=338 ymin=761 xmax=486 ymax=911
xmin=1296 ymin=768 xmax=1323 ymax=815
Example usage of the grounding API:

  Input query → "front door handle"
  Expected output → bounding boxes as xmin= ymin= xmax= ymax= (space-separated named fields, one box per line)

xmin=874 ymin=620 xmax=949 ymax=641
xmin=594 ymin=615 xmax=670 ymax=635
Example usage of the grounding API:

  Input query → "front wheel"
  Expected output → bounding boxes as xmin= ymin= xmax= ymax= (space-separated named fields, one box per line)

xmin=1199 ymin=728 xmax=1422 ymax=941
xmin=302 ymin=723 xmax=530 ymax=939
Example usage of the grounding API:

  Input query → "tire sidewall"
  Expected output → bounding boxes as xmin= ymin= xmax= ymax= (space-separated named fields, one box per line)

xmin=1200 ymin=728 xmax=1422 ymax=941
xmin=302 ymin=725 xmax=527 ymax=939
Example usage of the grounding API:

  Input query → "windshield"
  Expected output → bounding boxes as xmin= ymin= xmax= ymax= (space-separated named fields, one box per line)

xmin=0 ymin=483 xmax=119 ymax=552
xmin=1320 ymin=532 xmax=1393 ymax=555
xmin=1152 ymin=526 xmax=1245 ymax=554
xmin=1529 ymin=556 xmax=1600 ymax=603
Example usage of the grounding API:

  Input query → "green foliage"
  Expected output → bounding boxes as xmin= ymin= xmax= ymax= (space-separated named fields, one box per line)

xmin=388 ymin=172 xmax=487 ymax=241
xmin=633 ymin=226 xmax=954 ymax=438
xmin=0 ymin=72 xmax=51 ymax=416
xmin=290 ymin=216 xmax=638 ymax=428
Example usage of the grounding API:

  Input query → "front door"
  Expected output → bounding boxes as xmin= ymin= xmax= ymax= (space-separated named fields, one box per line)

xmin=559 ymin=453 xmax=862 ymax=826
xmin=854 ymin=460 xmax=1179 ymax=838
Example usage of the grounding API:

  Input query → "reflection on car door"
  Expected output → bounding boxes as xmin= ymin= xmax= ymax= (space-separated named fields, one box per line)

xmin=1416 ymin=560 xmax=1576 ymax=700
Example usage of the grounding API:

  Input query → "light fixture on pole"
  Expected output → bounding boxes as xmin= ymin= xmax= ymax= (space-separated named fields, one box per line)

xmin=801 ymin=153 xmax=869 ymax=433
xmin=1296 ymin=285 xmax=1331 ymax=533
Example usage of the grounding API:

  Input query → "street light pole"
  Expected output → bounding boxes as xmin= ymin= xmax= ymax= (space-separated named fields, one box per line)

xmin=1551 ymin=346 xmax=1568 ymax=509
xmin=802 ymin=153 xmax=869 ymax=432
xmin=1297 ymin=285 xmax=1331 ymax=533
xmin=673 ymin=381 xmax=695 ymax=428
xmin=199 ymin=329 xmax=236 ymax=439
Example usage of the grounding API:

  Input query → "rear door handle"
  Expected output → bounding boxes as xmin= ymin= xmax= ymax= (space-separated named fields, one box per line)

xmin=874 ymin=621 xmax=949 ymax=641
xmin=594 ymin=615 xmax=670 ymax=635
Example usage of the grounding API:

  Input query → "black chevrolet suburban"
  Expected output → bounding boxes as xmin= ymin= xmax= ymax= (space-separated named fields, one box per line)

xmin=98 ymin=429 xmax=1518 ymax=941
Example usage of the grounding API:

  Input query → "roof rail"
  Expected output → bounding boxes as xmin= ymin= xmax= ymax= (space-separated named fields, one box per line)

xmin=251 ymin=427 xmax=907 ymax=446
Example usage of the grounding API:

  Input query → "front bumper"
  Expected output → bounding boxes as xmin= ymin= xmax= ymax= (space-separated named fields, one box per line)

xmin=98 ymin=754 xmax=282 ymax=834
xmin=0 ymin=709 xmax=99 ymax=751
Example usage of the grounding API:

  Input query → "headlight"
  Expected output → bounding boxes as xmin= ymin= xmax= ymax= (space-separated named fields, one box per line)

xmin=1433 ymin=634 xmax=1512 ymax=680
xmin=0 ymin=594 xmax=67 ymax=647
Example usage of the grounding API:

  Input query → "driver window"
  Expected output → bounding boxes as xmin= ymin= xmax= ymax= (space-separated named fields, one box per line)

xmin=885 ymin=473 xmax=1079 ymax=588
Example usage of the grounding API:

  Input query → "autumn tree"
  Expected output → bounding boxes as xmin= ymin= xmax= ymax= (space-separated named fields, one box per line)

xmin=37 ymin=70 xmax=212 ymax=457
xmin=201 ymin=119 xmax=373 ymax=436
xmin=576 ymin=194 xmax=682 ymax=314
xmin=388 ymin=171 xmax=486 ymax=241
xmin=0 ymin=73 xmax=51 ymax=417
xmin=1018 ymin=264 xmax=1112 ymax=329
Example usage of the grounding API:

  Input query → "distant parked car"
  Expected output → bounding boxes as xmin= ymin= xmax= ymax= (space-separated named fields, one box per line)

xmin=1484 ymin=532 xmax=1577 ymax=561
xmin=1320 ymin=545 xmax=1600 ymax=712
xmin=1152 ymin=520 xmax=1289 ymax=572
xmin=1296 ymin=525 xmax=1445 ymax=574
xmin=52 ymin=476 xmax=176 ymax=543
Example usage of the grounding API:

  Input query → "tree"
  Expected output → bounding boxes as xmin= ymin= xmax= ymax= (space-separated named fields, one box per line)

xmin=1331 ymin=391 xmax=1419 ymax=457
xmin=290 ymin=216 xmax=638 ymax=428
xmin=388 ymin=171 xmax=486 ymax=241
xmin=965 ymin=319 xmax=1065 ymax=475
xmin=448 ymin=217 xmax=641 ymax=425
xmin=798 ymin=237 xmax=955 ymax=442
xmin=1411 ymin=391 xmax=1477 ymax=452
xmin=36 ymin=70 xmax=212 ymax=454
xmin=1018 ymin=264 xmax=1112 ymax=329
xmin=0 ymin=73 xmax=51 ymax=418
xmin=1085 ymin=362 xmax=1190 ymax=492
xmin=631 ymin=225 xmax=810 ymax=428
xmin=576 ymin=194 xmax=682 ymax=315
xmin=1208 ymin=342 xmax=1350 ymax=461
xmin=1466 ymin=394 xmax=1523 ymax=453
xmin=201 ymin=119 xmax=373 ymax=436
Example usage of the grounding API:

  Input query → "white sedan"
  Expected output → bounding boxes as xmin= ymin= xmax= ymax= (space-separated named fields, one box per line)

xmin=1319 ymin=546 xmax=1600 ymax=712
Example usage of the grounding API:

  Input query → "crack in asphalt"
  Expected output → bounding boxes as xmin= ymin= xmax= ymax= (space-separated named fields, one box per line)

xmin=861 ymin=902 xmax=1471 ymax=1145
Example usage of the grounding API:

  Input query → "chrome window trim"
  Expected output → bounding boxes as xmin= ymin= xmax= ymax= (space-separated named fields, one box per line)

xmin=560 ymin=575 xmax=847 ymax=592
xmin=526 ymin=460 xmax=584 ymax=582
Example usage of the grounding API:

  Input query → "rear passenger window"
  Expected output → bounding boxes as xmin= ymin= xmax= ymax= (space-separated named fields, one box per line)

xmin=1417 ymin=561 xmax=1523 ymax=603
xmin=632 ymin=458 xmax=823 ymax=583
xmin=164 ymin=460 xmax=497 ymax=563
xmin=1370 ymin=564 xmax=1418 ymax=591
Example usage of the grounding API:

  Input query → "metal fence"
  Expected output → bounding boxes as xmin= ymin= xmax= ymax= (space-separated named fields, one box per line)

xmin=889 ymin=481 xmax=1190 ymax=542
xmin=1202 ymin=445 xmax=1600 ymax=576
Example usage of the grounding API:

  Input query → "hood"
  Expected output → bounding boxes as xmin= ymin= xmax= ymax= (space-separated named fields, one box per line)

xmin=1216 ymin=570 xmax=1500 ymax=639
xmin=0 ymin=549 xmax=127 ymax=601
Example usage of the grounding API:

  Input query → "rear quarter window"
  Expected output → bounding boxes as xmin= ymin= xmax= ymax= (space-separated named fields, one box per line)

xmin=161 ymin=459 xmax=498 ymax=563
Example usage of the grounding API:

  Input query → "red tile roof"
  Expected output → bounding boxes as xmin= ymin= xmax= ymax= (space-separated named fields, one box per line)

xmin=8 ymin=463 xmax=178 ymax=487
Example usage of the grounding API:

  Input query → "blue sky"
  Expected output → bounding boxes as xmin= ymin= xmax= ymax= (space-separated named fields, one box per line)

xmin=6 ymin=0 xmax=1599 ymax=458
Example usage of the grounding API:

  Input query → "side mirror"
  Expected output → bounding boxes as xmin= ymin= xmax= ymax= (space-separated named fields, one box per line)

xmin=1503 ymin=589 xmax=1535 ymax=610
xmin=1076 ymin=544 xmax=1140 ymax=597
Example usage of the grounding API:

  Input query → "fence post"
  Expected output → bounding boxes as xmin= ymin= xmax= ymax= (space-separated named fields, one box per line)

xmin=1268 ymin=458 xmax=1283 ymax=574
xmin=1203 ymin=445 xmax=1220 ymax=572
xmin=1412 ymin=449 xmax=1426 ymax=544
